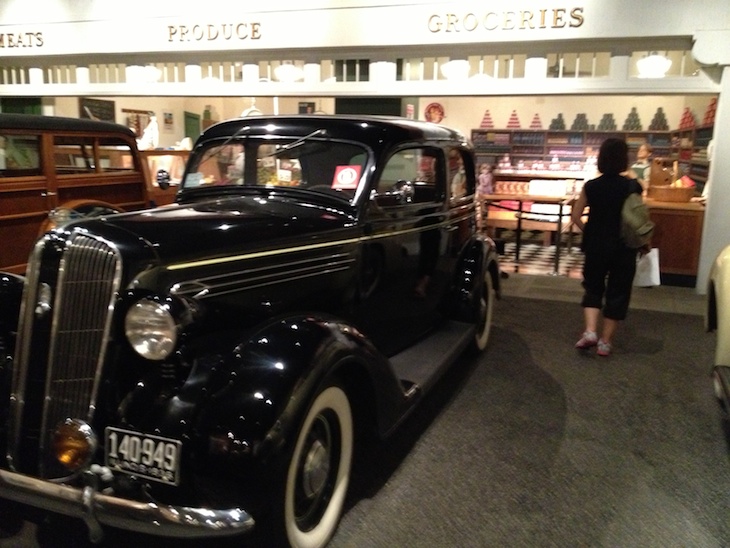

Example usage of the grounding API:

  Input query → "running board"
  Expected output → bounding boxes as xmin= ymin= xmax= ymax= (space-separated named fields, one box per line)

xmin=389 ymin=320 xmax=475 ymax=396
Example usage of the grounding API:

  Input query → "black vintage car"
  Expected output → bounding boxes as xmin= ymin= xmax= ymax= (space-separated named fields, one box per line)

xmin=0 ymin=115 xmax=501 ymax=547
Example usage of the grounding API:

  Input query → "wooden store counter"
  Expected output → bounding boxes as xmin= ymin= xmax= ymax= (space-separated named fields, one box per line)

xmin=645 ymin=199 xmax=705 ymax=278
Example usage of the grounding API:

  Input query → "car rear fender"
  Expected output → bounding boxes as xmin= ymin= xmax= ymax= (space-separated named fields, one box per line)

xmin=445 ymin=236 xmax=500 ymax=322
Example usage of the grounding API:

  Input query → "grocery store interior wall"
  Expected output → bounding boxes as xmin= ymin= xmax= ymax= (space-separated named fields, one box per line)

xmin=50 ymin=94 xmax=716 ymax=149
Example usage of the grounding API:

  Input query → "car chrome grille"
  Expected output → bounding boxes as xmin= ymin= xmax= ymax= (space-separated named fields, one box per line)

xmin=10 ymin=233 xmax=122 ymax=477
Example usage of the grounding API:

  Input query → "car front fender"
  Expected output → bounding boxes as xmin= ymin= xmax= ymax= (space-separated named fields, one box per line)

xmin=115 ymin=313 xmax=406 ymax=504
xmin=194 ymin=314 xmax=405 ymax=456
xmin=708 ymin=244 xmax=730 ymax=367
xmin=0 ymin=272 xmax=24 ymax=336
xmin=0 ymin=272 xmax=24 ymax=457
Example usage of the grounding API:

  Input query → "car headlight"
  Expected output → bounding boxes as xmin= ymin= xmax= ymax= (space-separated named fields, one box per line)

xmin=125 ymin=299 xmax=178 ymax=360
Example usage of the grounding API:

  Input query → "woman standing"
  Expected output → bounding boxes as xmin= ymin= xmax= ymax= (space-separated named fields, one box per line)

xmin=571 ymin=138 xmax=645 ymax=356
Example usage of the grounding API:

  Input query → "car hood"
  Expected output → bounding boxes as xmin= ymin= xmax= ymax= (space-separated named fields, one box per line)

xmin=94 ymin=192 xmax=357 ymax=265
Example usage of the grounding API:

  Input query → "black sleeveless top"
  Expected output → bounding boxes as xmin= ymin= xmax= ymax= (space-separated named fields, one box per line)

xmin=582 ymin=174 xmax=642 ymax=252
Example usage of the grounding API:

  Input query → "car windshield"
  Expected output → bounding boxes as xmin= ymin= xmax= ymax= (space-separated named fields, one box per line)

xmin=182 ymin=136 xmax=369 ymax=202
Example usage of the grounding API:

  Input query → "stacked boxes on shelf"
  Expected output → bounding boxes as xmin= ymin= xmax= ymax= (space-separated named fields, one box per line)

xmin=678 ymin=107 xmax=697 ymax=129
xmin=703 ymin=98 xmax=717 ymax=125
xmin=549 ymin=113 xmax=566 ymax=130
xmin=571 ymin=113 xmax=590 ymax=130
xmin=623 ymin=107 xmax=642 ymax=131
xmin=597 ymin=113 xmax=617 ymax=130
xmin=649 ymin=107 xmax=669 ymax=130
xmin=479 ymin=109 xmax=495 ymax=128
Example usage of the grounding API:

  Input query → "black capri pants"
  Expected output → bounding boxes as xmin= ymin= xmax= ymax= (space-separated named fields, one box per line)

xmin=581 ymin=245 xmax=637 ymax=320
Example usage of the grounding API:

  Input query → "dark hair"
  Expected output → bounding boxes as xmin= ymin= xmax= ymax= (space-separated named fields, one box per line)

xmin=597 ymin=138 xmax=629 ymax=175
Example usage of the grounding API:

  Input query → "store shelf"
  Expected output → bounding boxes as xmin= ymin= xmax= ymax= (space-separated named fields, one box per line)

xmin=668 ymin=124 xmax=714 ymax=191
xmin=472 ymin=128 xmax=675 ymax=165
xmin=474 ymin=126 xmax=711 ymax=191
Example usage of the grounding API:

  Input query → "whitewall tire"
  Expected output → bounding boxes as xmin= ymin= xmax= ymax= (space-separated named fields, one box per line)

xmin=473 ymin=268 xmax=494 ymax=352
xmin=284 ymin=384 xmax=353 ymax=548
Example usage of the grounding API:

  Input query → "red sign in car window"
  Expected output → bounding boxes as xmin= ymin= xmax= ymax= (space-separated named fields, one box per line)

xmin=332 ymin=165 xmax=362 ymax=190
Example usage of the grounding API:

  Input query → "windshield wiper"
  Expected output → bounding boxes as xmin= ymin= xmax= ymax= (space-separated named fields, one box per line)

xmin=196 ymin=124 xmax=253 ymax=167
xmin=262 ymin=128 xmax=327 ymax=158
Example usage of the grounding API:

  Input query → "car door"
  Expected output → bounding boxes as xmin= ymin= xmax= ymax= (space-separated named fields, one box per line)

xmin=355 ymin=145 xmax=450 ymax=356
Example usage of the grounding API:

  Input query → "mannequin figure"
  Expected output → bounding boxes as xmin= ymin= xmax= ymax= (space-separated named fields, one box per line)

xmin=137 ymin=114 xmax=159 ymax=150
xmin=629 ymin=143 xmax=652 ymax=191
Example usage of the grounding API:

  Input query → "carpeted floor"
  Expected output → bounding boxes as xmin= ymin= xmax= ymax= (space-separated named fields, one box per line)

xmin=330 ymin=296 xmax=730 ymax=547
xmin=4 ymin=297 xmax=728 ymax=547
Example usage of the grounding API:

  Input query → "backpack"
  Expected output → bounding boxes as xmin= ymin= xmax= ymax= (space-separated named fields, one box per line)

xmin=620 ymin=182 xmax=654 ymax=249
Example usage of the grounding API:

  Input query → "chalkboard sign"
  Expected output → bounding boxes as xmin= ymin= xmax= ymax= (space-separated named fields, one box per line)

xmin=79 ymin=98 xmax=116 ymax=122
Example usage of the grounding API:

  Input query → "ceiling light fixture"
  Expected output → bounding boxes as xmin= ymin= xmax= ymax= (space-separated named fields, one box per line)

xmin=637 ymin=52 xmax=672 ymax=79
xmin=440 ymin=59 xmax=470 ymax=81
xmin=274 ymin=62 xmax=303 ymax=83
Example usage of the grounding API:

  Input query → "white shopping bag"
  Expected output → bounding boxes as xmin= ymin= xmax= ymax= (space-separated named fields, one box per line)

xmin=634 ymin=248 xmax=660 ymax=287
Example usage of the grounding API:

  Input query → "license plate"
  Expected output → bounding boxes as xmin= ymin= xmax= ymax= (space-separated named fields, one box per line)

xmin=105 ymin=427 xmax=181 ymax=486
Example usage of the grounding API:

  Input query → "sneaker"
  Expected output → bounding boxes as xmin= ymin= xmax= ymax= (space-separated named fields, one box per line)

xmin=597 ymin=339 xmax=612 ymax=357
xmin=575 ymin=331 xmax=598 ymax=349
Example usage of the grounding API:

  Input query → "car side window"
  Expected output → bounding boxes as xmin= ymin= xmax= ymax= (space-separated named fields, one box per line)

xmin=377 ymin=147 xmax=444 ymax=204
xmin=53 ymin=135 xmax=139 ymax=175
xmin=448 ymin=147 xmax=476 ymax=201
xmin=0 ymin=133 xmax=41 ymax=177
xmin=98 ymin=136 xmax=139 ymax=173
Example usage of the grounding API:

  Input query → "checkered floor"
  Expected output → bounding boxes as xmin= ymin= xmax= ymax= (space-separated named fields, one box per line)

xmin=492 ymin=230 xmax=584 ymax=279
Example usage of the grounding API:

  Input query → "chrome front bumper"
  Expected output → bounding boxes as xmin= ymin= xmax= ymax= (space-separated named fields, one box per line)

xmin=0 ymin=468 xmax=254 ymax=543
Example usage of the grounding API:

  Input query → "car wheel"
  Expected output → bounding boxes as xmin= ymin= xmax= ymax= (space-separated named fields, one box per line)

xmin=283 ymin=382 xmax=353 ymax=548
xmin=713 ymin=371 xmax=723 ymax=401
xmin=472 ymin=267 xmax=494 ymax=352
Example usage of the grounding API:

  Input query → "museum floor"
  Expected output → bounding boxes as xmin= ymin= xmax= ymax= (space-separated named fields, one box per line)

xmin=501 ymin=268 xmax=705 ymax=316
xmin=329 ymin=274 xmax=727 ymax=547
xmin=3 ymin=269 xmax=724 ymax=548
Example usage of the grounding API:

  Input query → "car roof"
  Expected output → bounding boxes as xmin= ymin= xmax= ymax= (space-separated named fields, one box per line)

xmin=0 ymin=113 xmax=137 ymax=138
xmin=199 ymin=115 xmax=468 ymax=151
